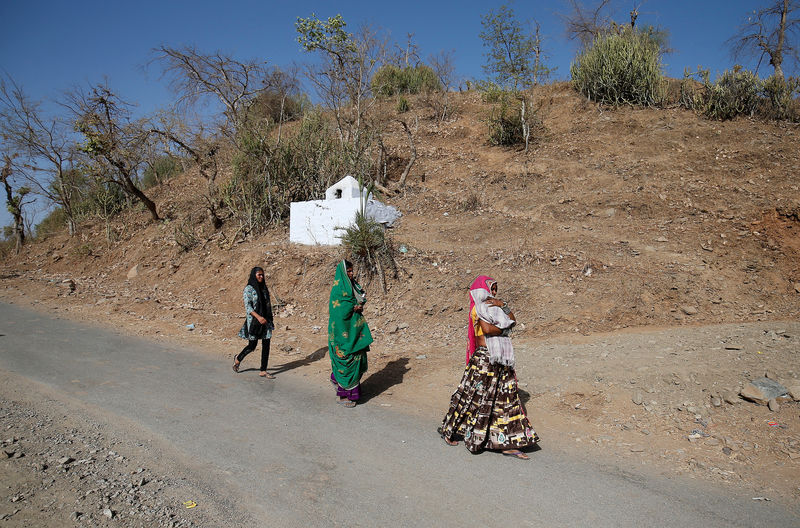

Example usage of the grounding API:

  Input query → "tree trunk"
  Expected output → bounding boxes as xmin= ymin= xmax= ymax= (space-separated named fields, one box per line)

xmin=122 ymin=175 xmax=160 ymax=221
xmin=396 ymin=118 xmax=417 ymax=188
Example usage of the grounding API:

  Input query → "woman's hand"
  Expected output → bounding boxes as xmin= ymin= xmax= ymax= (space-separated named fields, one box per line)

xmin=353 ymin=304 xmax=364 ymax=313
xmin=252 ymin=312 xmax=267 ymax=324
xmin=485 ymin=298 xmax=504 ymax=308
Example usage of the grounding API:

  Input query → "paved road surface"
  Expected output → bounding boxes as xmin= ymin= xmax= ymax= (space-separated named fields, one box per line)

xmin=0 ymin=302 xmax=796 ymax=527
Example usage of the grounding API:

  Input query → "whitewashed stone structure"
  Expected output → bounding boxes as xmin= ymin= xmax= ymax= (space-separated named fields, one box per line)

xmin=289 ymin=176 xmax=400 ymax=246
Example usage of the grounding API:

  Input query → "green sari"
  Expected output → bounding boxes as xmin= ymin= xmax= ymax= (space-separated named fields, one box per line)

xmin=328 ymin=260 xmax=372 ymax=390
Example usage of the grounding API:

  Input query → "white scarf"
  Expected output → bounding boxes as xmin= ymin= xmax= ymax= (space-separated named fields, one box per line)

xmin=470 ymin=287 xmax=515 ymax=367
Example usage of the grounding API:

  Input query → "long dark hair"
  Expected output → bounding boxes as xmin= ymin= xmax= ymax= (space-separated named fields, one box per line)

xmin=246 ymin=267 xmax=272 ymax=322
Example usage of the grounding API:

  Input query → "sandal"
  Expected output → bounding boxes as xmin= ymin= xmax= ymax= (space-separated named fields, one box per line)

xmin=232 ymin=360 xmax=240 ymax=373
xmin=501 ymin=450 xmax=529 ymax=460
xmin=259 ymin=371 xmax=275 ymax=379
xmin=337 ymin=399 xmax=356 ymax=408
xmin=443 ymin=437 xmax=459 ymax=446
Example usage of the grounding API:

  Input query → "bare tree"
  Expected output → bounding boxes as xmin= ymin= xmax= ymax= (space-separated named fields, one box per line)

xmin=151 ymin=45 xmax=271 ymax=142
xmin=428 ymin=50 xmax=458 ymax=122
xmin=70 ymin=83 xmax=160 ymax=222
xmin=0 ymin=75 xmax=81 ymax=235
xmin=1 ymin=154 xmax=30 ymax=252
xmin=728 ymin=0 xmax=800 ymax=80
xmin=561 ymin=0 xmax=615 ymax=49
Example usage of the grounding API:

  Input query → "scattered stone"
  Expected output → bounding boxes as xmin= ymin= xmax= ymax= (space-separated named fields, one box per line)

xmin=768 ymin=398 xmax=780 ymax=412
xmin=127 ymin=265 xmax=139 ymax=279
xmin=787 ymin=383 xmax=800 ymax=401
xmin=794 ymin=282 xmax=800 ymax=293
xmin=722 ymin=391 xmax=740 ymax=405
xmin=632 ymin=391 xmax=644 ymax=405
xmin=680 ymin=305 xmax=698 ymax=315
xmin=388 ymin=325 xmax=399 ymax=334
xmin=740 ymin=377 xmax=789 ymax=405
xmin=70 ymin=512 xmax=83 ymax=521
xmin=103 ymin=508 xmax=114 ymax=519
xmin=58 ymin=456 xmax=74 ymax=466
xmin=722 ymin=447 xmax=733 ymax=456
xmin=710 ymin=395 xmax=722 ymax=407
xmin=61 ymin=279 xmax=76 ymax=292
xmin=416 ymin=354 xmax=427 ymax=360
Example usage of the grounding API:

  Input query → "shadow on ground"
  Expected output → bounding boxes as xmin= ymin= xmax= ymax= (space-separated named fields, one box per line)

xmin=360 ymin=358 xmax=411 ymax=403
xmin=270 ymin=346 xmax=328 ymax=375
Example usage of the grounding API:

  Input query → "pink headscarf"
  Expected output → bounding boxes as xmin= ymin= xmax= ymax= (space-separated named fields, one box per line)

xmin=466 ymin=275 xmax=496 ymax=364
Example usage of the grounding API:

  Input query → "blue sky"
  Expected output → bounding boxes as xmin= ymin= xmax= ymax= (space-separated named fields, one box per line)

xmin=0 ymin=0 xmax=787 ymax=229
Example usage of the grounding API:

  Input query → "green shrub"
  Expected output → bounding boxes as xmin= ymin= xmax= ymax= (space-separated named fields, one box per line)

xmin=706 ymin=68 xmax=762 ymax=120
xmin=396 ymin=95 xmax=409 ymax=113
xmin=682 ymin=67 xmax=762 ymax=120
xmin=474 ymin=80 xmax=509 ymax=103
xmin=762 ymin=75 xmax=800 ymax=122
xmin=570 ymin=26 xmax=664 ymax=106
xmin=372 ymin=64 xmax=441 ymax=97
xmin=224 ymin=109 xmax=359 ymax=235
xmin=34 ymin=207 xmax=68 ymax=239
xmin=340 ymin=210 xmax=397 ymax=292
xmin=142 ymin=155 xmax=181 ymax=189
xmin=488 ymin=104 xmax=524 ymax=146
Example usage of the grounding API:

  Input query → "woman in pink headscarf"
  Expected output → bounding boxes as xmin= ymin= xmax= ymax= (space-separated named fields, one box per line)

xmin=438 ymin=275 xmax=538 ymax=459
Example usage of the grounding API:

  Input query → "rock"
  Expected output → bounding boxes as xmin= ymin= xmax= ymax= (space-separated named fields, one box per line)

xmin=681 ymin=305 xmax=698 ymax=315
xmin=416 ymin=354 xmax=427 ymax=360
xmin=794 ymin=282 xmax=800 ymax=293
xmin=61 ymin=279 xmax=76 ymax=292
xmin=127 ymin=265 xmax=139 ymax=279
xmin=103 ymin=508 xmax=114 ymax=519
xmin=70 ymin=512 xmax=83 ymax=521
xmin=740 ymin=377 xmax=789 ymax=405
xmin=722 ymin=391 xmax=739 ymax=405
xmin=58 ymin=456 xmax=74 ymax=465
xmin=768 ymin=398 xmax=780 ymax=412
xmin=722 ymin=446 xmax=733 ymax=456
xmin=711 ymin=395 xmax=722 ymax=407
xmin=786 ymin=383 xmax=800 ymax=401
xmin=632 ymin=391 xmax=644 ymax=405
xmin=388 ymin=325 xmax=399 ymax=334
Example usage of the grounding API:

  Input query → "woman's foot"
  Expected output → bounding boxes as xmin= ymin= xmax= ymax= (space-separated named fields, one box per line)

xmin=443 ymin=437 xmax=459 ymax=446
xmin=259 ymin=371 xmax=275 ymax=379
xmin=232 ymin=360 xmax=240 ymax=373
xmin=501 ymin=449 xmax=529 ymax=460
xmin=337 ymin=398 xmax=356 ymax=408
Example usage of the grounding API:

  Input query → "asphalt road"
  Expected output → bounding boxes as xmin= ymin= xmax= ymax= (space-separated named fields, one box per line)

xmin=0 ymin=302 xmax=797 ymax=527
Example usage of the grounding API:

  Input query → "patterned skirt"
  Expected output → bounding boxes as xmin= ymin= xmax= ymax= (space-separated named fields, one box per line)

xmin=440 ymin=347 xmax=539 ymax=453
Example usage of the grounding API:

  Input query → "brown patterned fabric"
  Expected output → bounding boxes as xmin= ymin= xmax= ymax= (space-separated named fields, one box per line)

xmin=440 ymin=347 xmax=538 ymax=453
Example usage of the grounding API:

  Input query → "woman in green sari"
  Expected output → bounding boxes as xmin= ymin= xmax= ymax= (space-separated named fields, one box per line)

xmin=328 ymin=259 xmax=373 ymax=408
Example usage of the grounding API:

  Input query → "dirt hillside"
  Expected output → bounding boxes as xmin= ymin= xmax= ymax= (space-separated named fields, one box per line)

xmin=2 ymin=83 xmax=799 ymax=501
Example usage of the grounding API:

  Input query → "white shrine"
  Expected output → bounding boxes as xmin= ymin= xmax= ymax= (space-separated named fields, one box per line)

xmin=289 ymin=176 xmax=401 ymax=246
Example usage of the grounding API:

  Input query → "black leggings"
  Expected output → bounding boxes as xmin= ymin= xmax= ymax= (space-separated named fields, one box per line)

xmin=236 ymin=338 xmax=270 ymax=371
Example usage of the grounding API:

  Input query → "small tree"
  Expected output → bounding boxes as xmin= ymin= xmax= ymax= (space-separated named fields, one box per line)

xmin=479 ymin=3 xmax=553 ymax=90
xmin=0 ymin=75 xmax=81 ymax=235
xmin=296 ymin=13 xmax=387 ymax=173
xmin=728 ymin=0 xmax=800 ymax=81
xmin=1 ymin=155 xmax=30 ymax=252
xmin=71 ymin=83 xmax=160 ymax=222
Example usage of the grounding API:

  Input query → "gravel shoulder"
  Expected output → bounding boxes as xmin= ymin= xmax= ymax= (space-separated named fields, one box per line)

xmin=0 ymin=370 xmax=246 ymax=527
